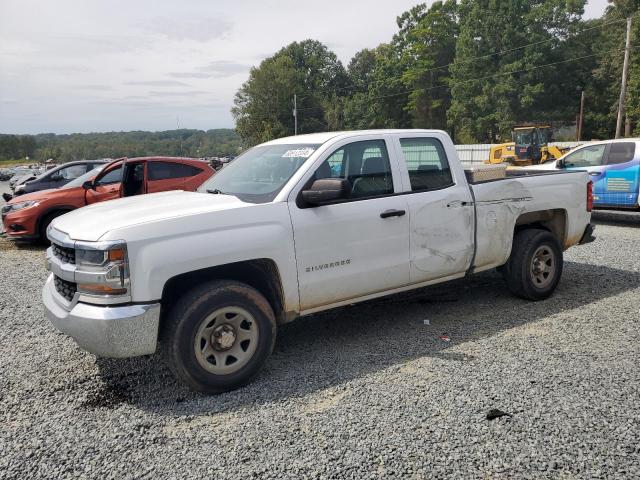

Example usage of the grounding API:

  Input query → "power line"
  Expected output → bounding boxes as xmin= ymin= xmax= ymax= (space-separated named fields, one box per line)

xmin=296 ymin=46 xmax=630 ymax=114
xmin=297 ymin=14 xmax=633 ymax=103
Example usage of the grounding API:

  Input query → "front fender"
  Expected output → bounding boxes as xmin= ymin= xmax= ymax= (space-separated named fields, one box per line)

xmin=105 ymin=202 xmax=300 ymax=313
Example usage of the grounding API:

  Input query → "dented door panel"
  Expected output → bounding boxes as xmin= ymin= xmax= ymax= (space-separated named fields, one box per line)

xmin=406 ymin=188 xmax=474 ymax=282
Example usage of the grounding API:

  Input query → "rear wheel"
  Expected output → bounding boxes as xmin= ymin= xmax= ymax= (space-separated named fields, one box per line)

xmin=502 ymin=228 xmax=563 ymax=300
xmin=161 ymin=280 xmax=276 ymax=393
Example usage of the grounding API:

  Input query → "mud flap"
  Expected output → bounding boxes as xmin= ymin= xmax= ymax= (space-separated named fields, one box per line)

xmin=578 ymin=223 xmax=596 ymax=245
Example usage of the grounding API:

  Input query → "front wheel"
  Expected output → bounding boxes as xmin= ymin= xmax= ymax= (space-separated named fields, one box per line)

xmin=161 ymin=280 xmax=276 ymax=393
xmin=38 ymin=211 xmax=67 ymax=244
xmin=502 ymin=228 xmax=563 ymax=300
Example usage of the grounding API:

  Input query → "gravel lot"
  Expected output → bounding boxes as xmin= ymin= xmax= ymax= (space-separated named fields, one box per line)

xmin=1 ymin=187 xmax=639 ymax=478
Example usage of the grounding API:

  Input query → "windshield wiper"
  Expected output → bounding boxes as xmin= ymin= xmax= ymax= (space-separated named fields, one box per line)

xmin=206 ymin=189 xmax=226 ymax=194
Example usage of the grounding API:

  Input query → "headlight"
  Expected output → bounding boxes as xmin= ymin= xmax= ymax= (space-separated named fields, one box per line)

xmin=75 ymin=244 xmax=129 ymax=297
xmin=2 ymin=200 xmax=39 ymax=214
xmin=4 ymin=200 xmax=39 ymax=213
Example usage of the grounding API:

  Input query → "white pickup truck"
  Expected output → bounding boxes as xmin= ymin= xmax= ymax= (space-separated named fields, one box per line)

xmin=43 ymin=130 xmax=595 ymax=393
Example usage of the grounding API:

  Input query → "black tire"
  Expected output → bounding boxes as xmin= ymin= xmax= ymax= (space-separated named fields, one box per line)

xmin=502 ymin=228 xmax=563 ymax=301
xmin=38 ymin=211 xmax=67 ymax=244
xmin=161 ymin=280 xmax=277 ymax=394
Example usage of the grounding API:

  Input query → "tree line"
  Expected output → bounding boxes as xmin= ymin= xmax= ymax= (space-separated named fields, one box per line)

xmin=233 ymin=0 xmax=640 ymax=145
xmin=0 ymin=129 xmax=241 ymax=162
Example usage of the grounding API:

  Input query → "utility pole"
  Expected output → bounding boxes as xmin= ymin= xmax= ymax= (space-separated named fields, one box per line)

xmin=577 ymin=90 xmax=585 ymax=141
xmin=615 ymin=17 xmax=632 ymax=138
xmin=293 ymin=94 xmax=298 ymax=135
xmin=625 ymin=114 xmax=632 ymax=136
xmin=176 ymin=116 xmax=183 ymax=155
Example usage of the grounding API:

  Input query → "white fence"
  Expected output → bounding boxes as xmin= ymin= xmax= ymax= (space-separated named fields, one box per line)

xmin=455 ymin=142 xmax=584 ymax=166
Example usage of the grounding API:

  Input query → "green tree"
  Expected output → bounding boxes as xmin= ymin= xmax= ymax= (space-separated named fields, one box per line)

xmin=232 ymin=40 xmax=348 ymax=145
xmin=448 ymin=0 xmax=586 ymax=142
xmin=587 ymin=0 xmax=640 ymax=139
xmin=395 ymin=0 xmax=459 ymax=130
xmin=333 ymin=44 xmax=412 ymax=130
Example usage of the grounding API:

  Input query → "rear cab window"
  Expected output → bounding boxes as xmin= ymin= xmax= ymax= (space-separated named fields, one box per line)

xmin=398 ymin=137 xmax=453 ymax=191
xmin=607 ymin=142 xmax=636 ymax=165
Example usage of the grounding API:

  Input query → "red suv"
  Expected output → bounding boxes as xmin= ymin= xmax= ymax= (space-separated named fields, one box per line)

xmin=2 ymin=157 xmax=214 ymax=242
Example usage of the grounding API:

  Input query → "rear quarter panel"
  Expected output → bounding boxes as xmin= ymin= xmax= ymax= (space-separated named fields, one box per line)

xmin=471 ymin=171 xmax=590 ymax=270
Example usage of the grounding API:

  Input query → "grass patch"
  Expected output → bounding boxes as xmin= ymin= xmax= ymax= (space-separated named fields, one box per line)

xmin=0 ymin=159 xmax=37 ymax=168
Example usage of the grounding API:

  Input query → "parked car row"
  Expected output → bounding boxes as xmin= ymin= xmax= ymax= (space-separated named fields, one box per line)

xmin=6 ymin=159 xmax=111 ymax=201
xmin=1 ymin=165 xmax=45 ymax=184
xmin=2 ymin=156 xmax=214 ymax=242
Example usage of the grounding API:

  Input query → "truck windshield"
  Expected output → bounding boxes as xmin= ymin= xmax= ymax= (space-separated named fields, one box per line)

xmin=198 ymin=143 xmax=320 ymax=203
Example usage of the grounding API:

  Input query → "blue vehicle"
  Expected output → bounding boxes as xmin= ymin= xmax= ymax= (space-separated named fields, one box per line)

xmin=530 ymin=139 xmax=640 ymax=209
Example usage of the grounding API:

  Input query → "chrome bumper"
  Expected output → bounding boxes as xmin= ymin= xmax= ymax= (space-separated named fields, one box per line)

xmin=43 ymin=275 xmax=160 ymax=358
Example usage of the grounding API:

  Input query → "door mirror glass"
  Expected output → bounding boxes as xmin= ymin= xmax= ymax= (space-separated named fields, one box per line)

xmin=302 ymin=179 xmax=351 ymax=206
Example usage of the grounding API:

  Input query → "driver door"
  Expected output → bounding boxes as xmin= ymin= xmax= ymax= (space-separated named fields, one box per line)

xmin=560 ymin=143 xmax=608 ymax=200
xmin=85 ymin=163 xmax=123 ymax=205
xmin=288 ymin=136 xmax=410 ymax=311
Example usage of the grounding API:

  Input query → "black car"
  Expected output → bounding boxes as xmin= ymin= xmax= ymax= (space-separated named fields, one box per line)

xmin=10 ymin=160 xmax=110 ymax=199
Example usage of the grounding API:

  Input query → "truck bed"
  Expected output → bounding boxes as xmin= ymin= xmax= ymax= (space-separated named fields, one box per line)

xmin=467 ymin=168 xmax=591 ymax=272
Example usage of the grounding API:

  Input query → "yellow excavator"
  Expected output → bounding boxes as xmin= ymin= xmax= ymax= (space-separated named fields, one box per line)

xmin=486 ymin=125 xmax=571 ymax=166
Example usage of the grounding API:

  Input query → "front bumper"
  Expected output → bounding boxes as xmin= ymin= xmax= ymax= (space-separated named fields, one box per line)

xmin=43 ymin=274 xmax=161 ymax=358
xmin=2 ymin=209 xmax=38 ymax=238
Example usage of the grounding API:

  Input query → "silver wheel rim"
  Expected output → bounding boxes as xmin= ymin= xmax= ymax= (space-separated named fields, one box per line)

xmin=194 ymin=306 xmax=259 ymax=375
xmin=530 ymin=245 xmax=555 ymax=289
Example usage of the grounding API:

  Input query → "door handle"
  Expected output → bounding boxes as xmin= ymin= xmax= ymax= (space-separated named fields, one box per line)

xmin=589 ymin=171 xmax=602 ymax=176
xmin=380 ymin=209 xmax=406 ymax=219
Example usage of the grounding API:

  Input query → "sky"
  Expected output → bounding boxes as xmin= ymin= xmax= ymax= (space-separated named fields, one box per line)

xmin=0 ymin=0 xmax=610 ymax=135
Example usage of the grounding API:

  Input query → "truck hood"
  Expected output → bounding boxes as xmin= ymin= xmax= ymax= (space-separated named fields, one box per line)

xmin=52 ymin=190 xmax=250 ymax=241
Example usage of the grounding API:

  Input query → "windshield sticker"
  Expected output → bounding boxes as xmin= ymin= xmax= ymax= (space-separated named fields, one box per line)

xmin=282 ymin=147 xmax=315 ymax=158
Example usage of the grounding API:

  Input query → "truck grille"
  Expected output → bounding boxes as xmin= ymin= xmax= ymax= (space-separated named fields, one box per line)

xmin=52 ymin=243 xmax=75 ymax=264
xmin=54 ymin=275 xmax=77 ymax=302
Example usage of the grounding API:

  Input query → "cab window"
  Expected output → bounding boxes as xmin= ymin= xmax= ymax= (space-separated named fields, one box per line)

xmin=313 ymin=139 xmax=393 ymax=199
xmin=95 ymin=165 xmax=123 ymax=185
xmin=399 ymin=137 xmax=453 ymax=191
xmin=607 ymin=142 xmax=636 ymax=165
xmin=148 ymin=161 xmax=202 ymax=181
xmin=563 ymin=144 xmax=606 ymax=168
xmin=57 ymin=164 xmax=87 ymax=180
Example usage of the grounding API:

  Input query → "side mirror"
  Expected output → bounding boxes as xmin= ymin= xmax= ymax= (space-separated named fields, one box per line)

xmin=301 ymin=178 xmax=350 ymax=206
xmin=82 ymin=180 xmax=94 ymax=190
xmin=556 ymin=159 xmax=565 ymax=169
xmin=50 ymin=173 xmax=63 ymax=181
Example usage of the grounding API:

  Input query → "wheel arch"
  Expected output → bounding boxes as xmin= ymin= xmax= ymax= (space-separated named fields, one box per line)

xmin=514 ymin=208 xmax=567 ymax=249
xmin=36 ymin=205 xmax=77 ymax=237
xmin=160 ymin=258 xmax=287 ymax=332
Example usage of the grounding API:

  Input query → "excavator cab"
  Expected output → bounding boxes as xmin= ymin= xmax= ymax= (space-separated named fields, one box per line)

xmin=512 ymin=126 xmax=552 ymax=163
